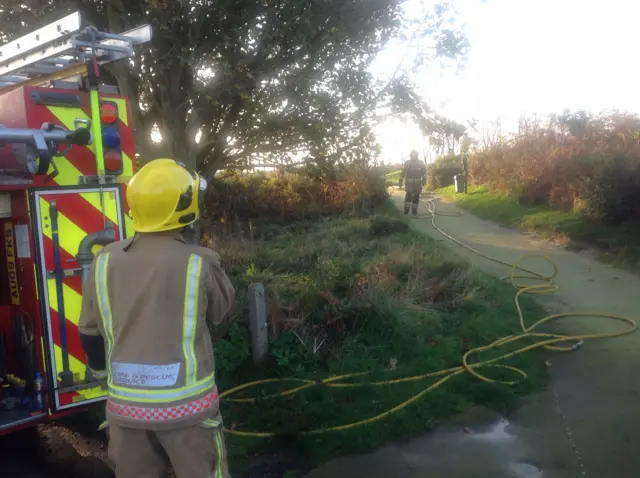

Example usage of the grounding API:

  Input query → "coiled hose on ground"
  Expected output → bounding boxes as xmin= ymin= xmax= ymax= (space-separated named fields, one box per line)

xmin=219 ymin=188 xmax=637 ymax=438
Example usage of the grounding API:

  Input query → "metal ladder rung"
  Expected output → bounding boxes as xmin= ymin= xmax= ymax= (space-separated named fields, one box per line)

xmin=0 ymin=41 xmax=78 ymax=77
xmin=39 ymin=58 xmax=74 ymax=66
xmin=0 ymin=75 xmax=29 ymax=83
xmin=0 ymin=12 xmax=82 ymax=64
xmin=0 ymin=11 xmax=151 ymax=88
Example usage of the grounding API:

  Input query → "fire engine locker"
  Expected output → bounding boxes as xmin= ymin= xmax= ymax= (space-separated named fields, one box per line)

xmin=31 ymin=186 xmax=126 ymax=411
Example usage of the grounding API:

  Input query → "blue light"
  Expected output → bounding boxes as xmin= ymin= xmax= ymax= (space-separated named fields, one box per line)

xmin=102 ymin=127 xmax=121 ymax=149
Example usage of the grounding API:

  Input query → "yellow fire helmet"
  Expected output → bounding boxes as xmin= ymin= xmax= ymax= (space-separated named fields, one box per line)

xmin=126 ymin=158 xmax=208 ymax=233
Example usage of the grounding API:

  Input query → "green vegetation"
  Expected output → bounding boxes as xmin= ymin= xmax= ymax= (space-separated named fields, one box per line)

xmin=208 ymin=180 xmax=548 ymax=475
xmin=205 ymin=165 xmax=389 ymax=225
xmin=446 ymin=111 xmax=640 ymax=270
xmin=469 ymin=112 xmax=640 ymax=225
xmin=427 ymin=154 xmax=463 ymax=189
xmin=439 ymin=185 xmax=640 ymax=269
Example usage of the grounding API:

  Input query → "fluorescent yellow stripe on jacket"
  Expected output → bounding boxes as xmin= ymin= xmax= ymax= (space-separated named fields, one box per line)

xmin=95 ymin=252 xmax=215 ymax=404
xmin=183 ymin=254 xmax=203 ymax=386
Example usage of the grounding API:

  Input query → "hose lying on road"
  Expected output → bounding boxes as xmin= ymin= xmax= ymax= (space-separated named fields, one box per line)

xmin=219 ymin=190 xmax=637 ymax=438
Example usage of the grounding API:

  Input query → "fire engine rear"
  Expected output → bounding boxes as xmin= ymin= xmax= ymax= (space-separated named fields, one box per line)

xmin=0 ymin=12 xmax=151 ymax=435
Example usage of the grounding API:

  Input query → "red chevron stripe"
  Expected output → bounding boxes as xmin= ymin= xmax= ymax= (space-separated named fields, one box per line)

xmin=41 ymin=192 xmax=122 ymax=243
xmin=49 ymin=309 xmax=85 ymax=367
xmin=41 ymin=234 xmax=79 ymax=271
xmin=120 ymin=183 xmax=131 ymax=213
xmin=58 ymin=391 xmax=80 ymax=406
xmin=37 ymin=107 xmax=95 ymax=176
xmin=40 ymin=235 xmax=83 ymax=297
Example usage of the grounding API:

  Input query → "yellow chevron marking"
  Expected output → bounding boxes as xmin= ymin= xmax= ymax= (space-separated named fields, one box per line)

xmin=53 ymin=345 xmax=107 ymax=401
xmin=78 ymin=191 xmax=120 ymax=227
xmin=47 ymin=106 xmax=96 ymax=156
xmin=39 ymin=193 xmax=120 ymax=244
xmin=47 ymin=278 xmax=82 ymax=326
xmin=48 ymin=102 xmax=135 ymax=185
xmin=39 ymin=197 xmax=87 ymax=257
xmin=46 ymin=155 xmax=82 ymax=187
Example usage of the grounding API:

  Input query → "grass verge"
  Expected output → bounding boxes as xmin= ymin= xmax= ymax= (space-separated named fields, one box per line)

xmin=213 ymin=201 xmax=548 ymax=476
xmin=439 ymin=185 xmax=640 ymax=271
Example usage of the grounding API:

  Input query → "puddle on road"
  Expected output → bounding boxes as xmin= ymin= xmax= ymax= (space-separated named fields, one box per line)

xmin=510 ymin=462 xmax=543 ymax=478
xmin=305 ymin=415 xmax=545 ymax=478
xmin=467 ymin=417 xmax=512 ymax=442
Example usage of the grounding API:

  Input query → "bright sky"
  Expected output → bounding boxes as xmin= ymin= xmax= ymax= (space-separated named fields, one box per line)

xmin=375 ymin=0 xmax=640 ymax=163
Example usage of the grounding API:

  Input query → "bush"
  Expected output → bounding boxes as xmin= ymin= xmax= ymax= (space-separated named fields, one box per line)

xmin=203 ymin=165 xmax=388 ymax=226
xmin=432 ymin=154 xmax=462 ymax=169
xmin=215 ymin=324 xmax=251 ymax=386
xmin=428 ymin=166 xmax=461 ymax=189
xmin=581 ymin=154 xmax=640 ymax=222
xmin=425 ymin=154 xmax=463 ymax=189
xmin=468 ymin=111 xmax=640 ymax=223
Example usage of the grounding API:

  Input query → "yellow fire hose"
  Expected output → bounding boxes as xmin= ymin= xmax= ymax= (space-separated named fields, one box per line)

xmin=219 ymin=188 xmax=637 ymax=438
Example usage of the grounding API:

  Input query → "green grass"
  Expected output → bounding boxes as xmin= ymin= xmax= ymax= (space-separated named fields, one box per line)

xmin=213 ymin=201 xmax=548 ymax=475
xmin=439 ymin=185 xmax=640 ymax=270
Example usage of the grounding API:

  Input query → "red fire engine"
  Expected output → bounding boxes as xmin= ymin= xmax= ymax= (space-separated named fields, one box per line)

xmin=0 ymin=12 xmax=151 ymax=435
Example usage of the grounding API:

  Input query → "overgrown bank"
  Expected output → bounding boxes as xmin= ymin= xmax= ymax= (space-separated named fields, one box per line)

xmin=439 ymin=186 xmax=640 ymax=270
xmin=207 ymin=174 xmax=548 ymax=475
xmin=453 ymin=112 xmax=640 ymax=270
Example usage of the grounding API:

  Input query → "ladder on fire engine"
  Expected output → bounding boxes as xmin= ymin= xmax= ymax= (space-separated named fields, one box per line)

xmin=0 ymin=11 xmax=152 ymax=90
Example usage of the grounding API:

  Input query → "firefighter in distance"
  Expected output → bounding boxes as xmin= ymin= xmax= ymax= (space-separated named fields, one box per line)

xmin=399 ymin=149 xmax=427 ymax=215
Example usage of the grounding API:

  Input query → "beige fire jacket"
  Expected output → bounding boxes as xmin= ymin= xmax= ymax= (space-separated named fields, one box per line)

xmin=78 ymin=231 xmax=235 ymax=431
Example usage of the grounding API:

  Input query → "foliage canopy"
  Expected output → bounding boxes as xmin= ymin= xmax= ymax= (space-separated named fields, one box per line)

xmin=0 ymin=0 xmax=467 ymax=174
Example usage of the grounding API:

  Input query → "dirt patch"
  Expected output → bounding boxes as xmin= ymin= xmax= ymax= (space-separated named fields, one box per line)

xmin=0 ymin=424 xmax=113 ymax=478
xmin=2 ymin=423 xmax=298 ymax=478
xmin=39 ymin=424 xmax=113 ymax=478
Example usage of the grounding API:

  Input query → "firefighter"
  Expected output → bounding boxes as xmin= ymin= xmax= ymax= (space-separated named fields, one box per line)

xmin=78 ymin=158 xmax=235 ymax=478
xmin=398 ymin=149 xmax=427 ymax=215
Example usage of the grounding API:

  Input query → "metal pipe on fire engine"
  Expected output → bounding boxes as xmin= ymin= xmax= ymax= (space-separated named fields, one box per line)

xmin=0 ymin=126 xmax=91 ymax=148
xmin=76 ymin=225 xmax=116 ymax=284
xmin=76 ymin=226 xmax=114 ymax=390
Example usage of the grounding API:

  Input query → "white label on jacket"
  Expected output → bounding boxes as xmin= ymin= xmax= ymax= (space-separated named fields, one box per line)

xmin=111 ymin=362 xmax=181 ymax=388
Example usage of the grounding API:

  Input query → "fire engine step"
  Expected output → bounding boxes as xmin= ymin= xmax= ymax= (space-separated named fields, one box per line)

xmin=0 ymin=409 xmax=45 ymax=431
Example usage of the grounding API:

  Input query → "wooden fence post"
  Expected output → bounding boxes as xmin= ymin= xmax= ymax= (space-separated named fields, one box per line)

xmin=248 ymin=283 xmax=268 ymax=364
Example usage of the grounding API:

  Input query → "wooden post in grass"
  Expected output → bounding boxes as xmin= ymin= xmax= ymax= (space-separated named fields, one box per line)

xmin=248 ymin=283 xmax=268 ymax=364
